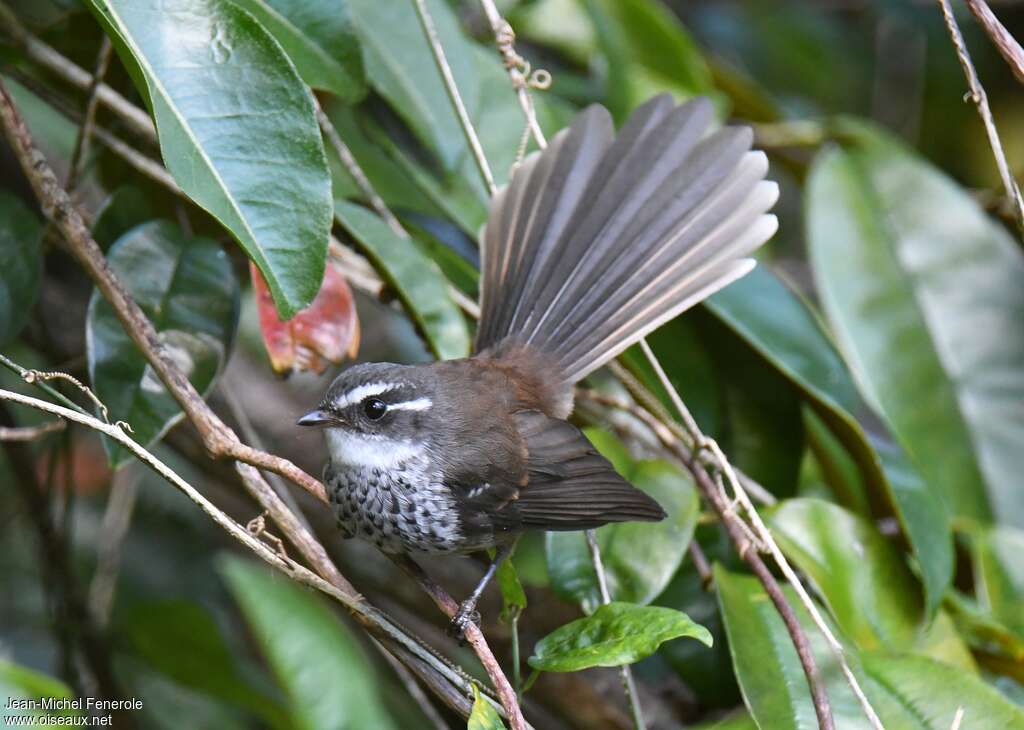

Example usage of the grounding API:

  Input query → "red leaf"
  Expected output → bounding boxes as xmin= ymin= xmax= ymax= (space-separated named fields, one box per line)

xmin=252 ymin=260 xmax=360 ymax=375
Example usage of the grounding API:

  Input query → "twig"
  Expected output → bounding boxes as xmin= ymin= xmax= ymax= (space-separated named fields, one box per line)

xmin=477 ymin=0 xmax=548 ymax=149
xmin=0 ymin=77 xmax=328 ymax=503
xmin=0 ymin=1 xmax=157 ymax=145
xmin=950 ymin=706 xmax=965 ymax=730
xmin=316 ymin=101 xmax=407 ymax=238
xmin=88 ymin=465 xmax=140 ymax=627
xmin=393 ymin=555 xmax=528 ymax=730
xmin=0 ymin=387 xmax=486 ymax=714
xmin=937 ymin=0 xmax=1024 ymax=232
xmin=0 ymin=77 xmax=515 ymax=723
xmin=0 ymin=418 xmax=65 ymax=441
xmin=411 ymin=0 xmax=496 ymax=196
xmin=964 ymin=0 xmax=1024 ymax=84
xmin=0 ymin=403 xmax=128 ymax=724
xmin=688 ymin=541 xmax=713 ymax=589
xmin=66 ymin=36 xmax=112 ymax=193
xmin=586 ymin=531 xmax=646 ymax=730
xmin=636 ymin=342 xmax=877 ymax=730
xmin=375 ymin=640 xmax=450 ymax=730
xmin=318 ymin=102 xmax=481 ymax=319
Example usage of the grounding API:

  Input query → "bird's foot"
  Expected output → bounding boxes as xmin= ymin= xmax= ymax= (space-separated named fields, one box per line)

xmin=447 ymin=601 xmax=481 ymax=644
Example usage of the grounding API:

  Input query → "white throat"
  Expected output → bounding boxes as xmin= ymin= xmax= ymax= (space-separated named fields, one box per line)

xmin=325 ymin=428 xmax=422 ymax=470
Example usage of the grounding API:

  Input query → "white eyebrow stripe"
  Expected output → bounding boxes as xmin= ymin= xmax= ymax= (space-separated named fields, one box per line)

xmin=334 ymin=382 xmax=399 ymax=408
xmin=387 ymin=397 xmax=432 ymax=411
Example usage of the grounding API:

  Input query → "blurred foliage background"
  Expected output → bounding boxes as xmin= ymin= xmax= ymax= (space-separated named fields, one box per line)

xmin=1 ymin=0 xmax=1024 ymax=728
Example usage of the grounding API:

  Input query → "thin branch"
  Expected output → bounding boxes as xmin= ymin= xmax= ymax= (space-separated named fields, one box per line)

xmin=0 ymin=386 xmax=487 ymax=715
xmin=937 ymin=0 xmax=1024 ymax=233
xmin=0 ymin=418 xmax=65 ymax=441
xmin=477 ymin=0 xmax=548 ymax=149
xmin=0 ymin=404 xmax=128 ymax=723
xmin=411 ymin=0 xmax=496 ymax=196
xmin=0 ymin=1 xmax=157 ymax=145
xmin=88 ymin=465 xmax=139 ymax=627
xmin=963 ymin=0 xmax=1024 ymax=84
xmin=66 ymin=36 xmax=112 ymax=193
xmin=0 ymin=65 xmax=518 ymax=726
xmin=318 ymin=104 xmax=481 ymax=319
xmin=635 ymin=340 xmax=878 ymax=730
xmin=316 ymin=101 xmax=407 ymax=238
xmin=375 ymin=640 xmax=450 ymax=730
xmin=586 ymin=531 xmax=646 ymax=730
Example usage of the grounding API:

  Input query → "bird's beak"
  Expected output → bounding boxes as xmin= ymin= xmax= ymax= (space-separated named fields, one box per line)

xmin=296 ymin=409 xmax=335 ymax=428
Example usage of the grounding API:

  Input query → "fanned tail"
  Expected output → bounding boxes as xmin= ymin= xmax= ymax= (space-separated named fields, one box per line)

xmin=475 ymin=95 xmax=778 ymax=389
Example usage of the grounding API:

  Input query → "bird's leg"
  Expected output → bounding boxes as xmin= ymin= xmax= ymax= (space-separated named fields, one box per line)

xmin=449 ymin=541 xmax=515 ymax=641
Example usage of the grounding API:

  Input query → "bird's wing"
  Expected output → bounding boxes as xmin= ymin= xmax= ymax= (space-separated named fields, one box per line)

xmin=509 ymin=411 xmax=665 ymax=530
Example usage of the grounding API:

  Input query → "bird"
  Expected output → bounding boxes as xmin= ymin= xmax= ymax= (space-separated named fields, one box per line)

xmin=298 ymin=94 xmax=778 ymax=636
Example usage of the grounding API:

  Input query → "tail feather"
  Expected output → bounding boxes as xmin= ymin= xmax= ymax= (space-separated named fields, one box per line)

xmin=476 ymin=94 xmax=778 ymax=387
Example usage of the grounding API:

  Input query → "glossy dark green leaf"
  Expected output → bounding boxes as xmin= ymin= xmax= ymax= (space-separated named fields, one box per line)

xmin=807 ymin=124 xmax=1024 ymax=525
xmin=768 ymin=498 xmax=922 ymax=651
xmin=87 ymin=221 xmax=239 ymax=466
xmin=124 ymin=599 xmax=288 ymax=728
xmin=970 ymin=525 xmax=1024 ymax=638
xmin=219 ymin=556 xmax=396 ymax=730
xmin=697 ymin=311 xmax=804 ymax=497
xmin=873 ymin=437 xmax=952 ymax=621
xmin=91 ymin=187 xmax=161 ymax=250
xmin=230 ymin=0 xmax=365 ymax=100
xmin=0 ymin=192 xmax=43 ymax=346
xmin=861 ymin=653 xmax=1024 ymax=729
xmin=529 ymin=601 xmax=711 ymax=672
xmin=714 ymin=565 xmax=878 ymax=730
xmin=86 ymin=0 xmax=332 ymax=318
xmin=334 ymin=200 xmax=469 ymax=360
xmin=656 ymin=552 xmax=741 ymax=709
xmin=547 ymin=429 xmax=699 ymax=613
xmin=347 ymin=0 xmax=478 ymax=171
xmin=467 ymin=684 xmax=505 ymax=730
xmin=708 ymin=265 xmax=953 ymax=619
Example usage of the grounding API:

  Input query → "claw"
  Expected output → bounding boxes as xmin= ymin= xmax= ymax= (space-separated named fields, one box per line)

xmin=447 ymin=602 xmax=482 ymax=643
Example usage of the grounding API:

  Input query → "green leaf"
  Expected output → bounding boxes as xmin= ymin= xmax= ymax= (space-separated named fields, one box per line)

xmin=230 ymin=0 xmax=365 ymax=101
xmin=0 ymin=192 xmax=43 ymax=346
xmin=219 ymin=556 xmax=396 ymax=730
xmin=807 ymin=124 xmax=1024 ymax=525
xmin=86 ymin=0 xmax=332 ymax=318
xmin=697 ymin=310 xmax=804 ymax=497
xmin=348 ymin=0 xmax=479 ymax=171
xmin=467 ymin=684 xmax=505 ymax=730
xmin=768 ymin=498 xmax=922 ymax=651
xmin=323 ymin=102 xmax=442 ymax=219
xmin=529 ymin=601 xmax=711 ymax=672
xmin=124 ymin=599 xmax=289 ymax=728
xmin=583 ymin=0 xmax=715 ymax=119
xmin=861 ymin=653 xmax=1024 ymax=729
xmin=716 ymin=565 xmax=1018 ymax=730
xmin=970 ymin=525 xmax=1024 ymax=638
xmin=334 ymin=200 xmax=469 ymax=360
xmin=87 ymin=221 xmax=240 ymax=466
xmin=0 ymin=660 xmax=79 ymax=719
xmin=91 ymin=187 xmax=161 ymax=250
xmin=714 ymin=565 xmax=877 ymax=730
xmin=496 ymin=555 xmax=526 ymax=623
xmin=707 ymin=267 xmax=953 ymax=617
xmin=547 ymin=429 xmax=699 ymax=613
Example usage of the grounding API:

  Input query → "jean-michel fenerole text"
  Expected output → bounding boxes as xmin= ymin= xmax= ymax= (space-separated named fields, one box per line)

xmin=4 ymin=697 xmax=142 ymax=712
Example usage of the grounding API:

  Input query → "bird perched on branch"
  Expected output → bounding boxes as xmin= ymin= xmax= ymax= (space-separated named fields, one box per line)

xmin=299 ymin=94 xmax=778 ymax=635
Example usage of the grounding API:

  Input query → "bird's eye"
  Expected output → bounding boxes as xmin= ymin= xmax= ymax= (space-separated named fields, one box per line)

xmin=362 ymin=398 xmax=387 ymax=420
